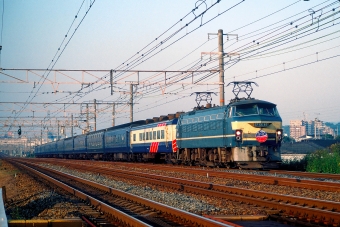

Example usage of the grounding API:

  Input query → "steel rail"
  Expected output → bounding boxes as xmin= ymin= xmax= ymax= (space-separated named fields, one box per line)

xmin=13 ymin=159 xmax=233 ymax=227
xmin=8 ymin=161 xmax=153 ymax=227
xmin=22 ymin=159 xmax=340 ymax=226
xmin=268 ymin=169 xmax=340 ymax=181
xmin=100 ymin=161 xmax=340 ymax=192
xmin=30 ymin=159 xmax=340 ymax=192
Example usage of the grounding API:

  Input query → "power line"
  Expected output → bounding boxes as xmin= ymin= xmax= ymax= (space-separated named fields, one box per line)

xmin=8 ymin=0 xmax=97 ymax=132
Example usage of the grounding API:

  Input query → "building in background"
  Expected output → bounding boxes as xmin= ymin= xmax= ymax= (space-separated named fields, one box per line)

xmin=289 ymin=118 xmax=336 ymax=141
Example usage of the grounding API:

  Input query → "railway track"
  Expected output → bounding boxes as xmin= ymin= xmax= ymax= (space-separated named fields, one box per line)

xmin=39 ymin=159 xmax=340 ymax=192
xmin=268 ymin=169 xmax=340 ymax=181
xmin=8 ymin=158 xmax=233 ymax=227
xmin=102 ymin=161 xmax=340 ymax=192
xmin=19 ymin=158 xmax=340 ymax=227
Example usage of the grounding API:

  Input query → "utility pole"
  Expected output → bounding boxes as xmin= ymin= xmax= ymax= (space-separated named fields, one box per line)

xmin=110 ymin=69 xmax=113 ymax=95
xmin=130 ymin=84 xmax=133 ymax=122
xmin=57 ymin=120 xmax=60 ymax=140
xmin=71 ymin=114 xmax=73 ymax=137
xmin=93 ymin=99 xmax=97 ymax=131
xmin=40 ymin=120 xmax=43 ymax=145
xmin=218 ymin=29 xmax=225 ymax=106
xmin=112 ymin=104 xmax=115 ymax=127
xmin=205 ymin=30 xmax=238 ymax=106
xmin=86 ymin=104 xmax=89 ymax=133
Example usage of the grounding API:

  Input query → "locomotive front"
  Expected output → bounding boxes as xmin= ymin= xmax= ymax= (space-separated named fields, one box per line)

xmin=227 ymin=99 xmax=283 ymax=169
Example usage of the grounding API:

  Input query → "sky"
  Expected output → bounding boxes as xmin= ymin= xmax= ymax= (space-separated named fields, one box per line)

xmin=0 ymin=0 xmax=340 ymax=138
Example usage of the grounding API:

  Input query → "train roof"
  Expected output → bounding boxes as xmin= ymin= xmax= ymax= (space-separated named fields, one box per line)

xmin=228 ymin=98 xmax=276 ymax=106
xmin=105 ymin=120 xmax=146 ymax=131
xmin=181 ymin=98 xmax=277 ymax=117
xmin=132 ymin=118 xmax=178 ymax=130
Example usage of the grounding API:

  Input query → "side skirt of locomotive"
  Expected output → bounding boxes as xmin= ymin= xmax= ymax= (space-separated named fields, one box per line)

xmin=172 ymin=145 xmax=281 ymax=169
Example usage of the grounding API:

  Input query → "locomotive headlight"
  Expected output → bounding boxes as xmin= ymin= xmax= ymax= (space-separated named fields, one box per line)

xmin=235 ymin=130 xmax=243 ymax=142
xmin=276 ymin=129 xmax=283 ymax=142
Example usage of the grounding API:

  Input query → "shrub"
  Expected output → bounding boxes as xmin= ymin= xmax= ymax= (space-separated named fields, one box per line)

xmin=305 ymin=143 xmax=340 ymax=173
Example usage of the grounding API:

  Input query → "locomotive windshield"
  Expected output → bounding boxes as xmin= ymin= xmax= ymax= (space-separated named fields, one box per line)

xmin=233 ymin=104 xmax=279 ymax=117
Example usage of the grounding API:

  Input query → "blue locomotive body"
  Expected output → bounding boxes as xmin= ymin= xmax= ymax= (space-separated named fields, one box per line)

xmin=176 ymin=99 xmax=282 ymax=168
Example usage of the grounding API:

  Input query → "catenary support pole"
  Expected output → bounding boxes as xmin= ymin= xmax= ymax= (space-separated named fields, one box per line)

xmin=218 ymin=29 xmax=225 ymax=106
xmin=130 ymin=84 xmax=133 ymax=122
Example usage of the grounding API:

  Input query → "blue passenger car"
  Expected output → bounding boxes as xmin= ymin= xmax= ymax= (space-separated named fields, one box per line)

xmin=104 ymin=125 xmax=130 ymax=153
xmin=56 ymin=139 xmax=65 ymax=156
xmin=64 ymin=137 xmax=74 ymax=154
xmin=74 ymin=134 xmax=87 ymax=154
xmin=87 ymin=129 xmax=105 ymax=154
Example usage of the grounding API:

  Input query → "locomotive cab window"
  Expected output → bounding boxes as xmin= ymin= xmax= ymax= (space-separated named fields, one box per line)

xmin=258 ymin=104 xmax=279 ymax=116
xmin=234 ymin=104 xmax=279 ymax=117
xmin=161 ymin=130 xmax=165 ymax=139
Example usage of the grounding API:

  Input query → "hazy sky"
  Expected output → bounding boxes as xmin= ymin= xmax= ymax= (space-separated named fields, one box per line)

xmin=1 ymin=0 xmax=339 ymax=137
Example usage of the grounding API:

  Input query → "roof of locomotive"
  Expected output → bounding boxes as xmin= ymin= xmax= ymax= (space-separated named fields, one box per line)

xmin=180 ymin=98 xmax=277 ymax=118
xmin=228 ymin=98 xmax=277 ymax=106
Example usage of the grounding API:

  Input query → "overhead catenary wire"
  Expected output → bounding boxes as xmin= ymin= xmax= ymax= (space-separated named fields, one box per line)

xmin=0 ymin=0 xmax=4 ymax=68
xmin=37 ymin=0 xmax=246 ymax=124
xmin=3 ymin=0 xmax=338 ymax=135
xmin=8 ymin=0 xmax=96 ymax=132
xmin=42 ymin=3 xmax=340 ymax=127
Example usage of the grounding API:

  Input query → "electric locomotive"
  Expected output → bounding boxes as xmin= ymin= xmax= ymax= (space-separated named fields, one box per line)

xmin=175 ymin=82 xmax=283 ymax=169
